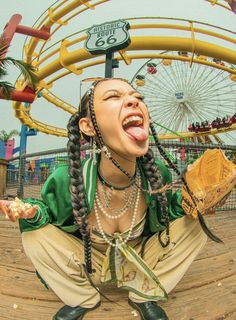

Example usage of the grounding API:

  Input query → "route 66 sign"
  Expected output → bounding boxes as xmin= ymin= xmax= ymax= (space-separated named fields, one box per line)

xmin=85 ymin=19 xmax=130 ymax=55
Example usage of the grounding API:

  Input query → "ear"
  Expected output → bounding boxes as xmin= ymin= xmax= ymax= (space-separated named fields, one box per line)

xmin=79 ymin=117 xmax=96 ymax=137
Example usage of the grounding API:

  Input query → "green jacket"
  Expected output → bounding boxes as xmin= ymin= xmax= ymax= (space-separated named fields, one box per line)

xmin=19 ymin=157 xmax=185 ymax=235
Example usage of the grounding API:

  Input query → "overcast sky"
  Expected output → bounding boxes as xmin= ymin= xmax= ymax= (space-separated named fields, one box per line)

xmin=0 ymin=0 xmax=235 ymax=153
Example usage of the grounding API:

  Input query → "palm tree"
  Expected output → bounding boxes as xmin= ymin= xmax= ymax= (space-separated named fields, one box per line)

xmin=0 ymin=36 xmax=38 ymax=99
xmin=0 ymin=129 xmax=19 ymax=144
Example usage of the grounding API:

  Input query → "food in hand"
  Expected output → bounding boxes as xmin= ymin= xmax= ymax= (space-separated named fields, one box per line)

xmin=9 ymin=197 xmax=32 ymax=218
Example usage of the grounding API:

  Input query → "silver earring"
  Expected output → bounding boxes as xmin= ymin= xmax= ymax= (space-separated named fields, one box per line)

xmin=91 ymin=138 xmax=101 ymax=165
xmin=101 ymin=146 xmax=111 ymax=159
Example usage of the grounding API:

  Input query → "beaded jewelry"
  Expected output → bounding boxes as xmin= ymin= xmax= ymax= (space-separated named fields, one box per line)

xmin=94 ymin=171 xmax=141 ymax=247
xmin=99 ymin=183 xmax=135 ymax=213
xmin=101 ymin=145 xmax=112 ymax=159
xmin=96 ymin=169 xmax=140 ymax=219
xmin=97 ymin=166 xmax=136 ymax=190
xmin=95 ymin=192 xmax=130 ymax=220
xmin=91 ymin=138 xmax=101 ymax=165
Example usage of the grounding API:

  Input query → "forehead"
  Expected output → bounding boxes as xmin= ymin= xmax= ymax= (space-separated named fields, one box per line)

xmin=94 ymin=79 xmax=134 ymax=96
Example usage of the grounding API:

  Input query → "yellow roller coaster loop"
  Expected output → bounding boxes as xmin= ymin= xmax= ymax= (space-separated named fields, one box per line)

xmin=12 ymin=1 xmax=236 ymax=139
xmin=24 ymin=0 xmax=110 ymax=62
xmin=30 ymin=21 xmax=236 ymax=68
xmin=13 ymin=100 xmax=236 ymax=138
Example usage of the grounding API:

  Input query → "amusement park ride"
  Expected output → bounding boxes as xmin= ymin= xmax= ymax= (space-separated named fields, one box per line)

xmin=1 ymin=2 xmax=236 ymax=318
xmin=1 ymin=0 xmax=236 ymax=147
xmin=131 ymin=51 xmax=236 ymax=143
xmin=206 ymin=0 xmax=236 ymax=14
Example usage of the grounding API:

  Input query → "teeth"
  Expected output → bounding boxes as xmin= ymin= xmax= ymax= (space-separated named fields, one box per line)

xmin=123 ymin=115 xmax=143 ymax=127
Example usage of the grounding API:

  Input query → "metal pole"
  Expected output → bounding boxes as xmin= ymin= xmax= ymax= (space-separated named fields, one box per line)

xmin=105 ymin=52 xmax=114 ymax=78
xmin=17 ymin=151 xmax=25 ymax=199
xmin=17 ymin=125 xmax=37 ymax=198
xmin=17 ymin=125 xmax=27 ymax=198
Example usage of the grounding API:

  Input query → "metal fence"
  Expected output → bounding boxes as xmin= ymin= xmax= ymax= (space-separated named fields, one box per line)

xmin=6 ymin=148 xmax=68 ymax=199
xmin=5 ymin=141 xmax=236 ymax=211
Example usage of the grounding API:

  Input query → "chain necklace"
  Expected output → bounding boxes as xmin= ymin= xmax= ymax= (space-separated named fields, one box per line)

xmin=97 ymin=166 xmax=136 ymax=190
xmin=97 ymin=169 xmax=140 ymax=218
xmin=94 ymin=179 xmax=141 ymax=247
xmin=96 ymin=169 xmax=141 ymax=219
xmin=100 ymin=181 xmax=130 ymax=209
xmin=94 ymin=175 xmax=141 ymax=247
xmin=96 ymin=188 xmax=135 ymax=219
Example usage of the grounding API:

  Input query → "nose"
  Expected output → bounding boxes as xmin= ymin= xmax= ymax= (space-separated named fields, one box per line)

xmin=124 ymin=95 xmax=139 ymax=108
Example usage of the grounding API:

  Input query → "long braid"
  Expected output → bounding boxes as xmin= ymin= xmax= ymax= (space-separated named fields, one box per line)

xmin=67 ymin=112 xmax=94 ymax=274
xmin=67 ymin=112 xmax=123 ymax=304
xmin=141 ymin=148 xmax=170 ymax=247
xmin=88 ymin=86 xmax=103 ymax=148
xmin=149 ymin=119 xmax=222 ymax=243
xmin=149 ymin=120 xmax=182 ymax=177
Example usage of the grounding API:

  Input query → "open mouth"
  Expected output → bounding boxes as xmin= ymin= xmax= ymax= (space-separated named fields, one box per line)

xmin=122 ymin=115 xmax=144 ymax=129
xmin=122 ymin=115 xmax=148 ymax=141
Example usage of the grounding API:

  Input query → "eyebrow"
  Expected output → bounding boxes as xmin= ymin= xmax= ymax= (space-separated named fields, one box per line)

xmin=102 ymin=89 xmax=140 ymax=96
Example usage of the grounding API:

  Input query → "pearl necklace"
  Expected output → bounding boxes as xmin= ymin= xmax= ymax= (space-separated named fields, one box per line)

xmin=97 ymin=169 xmax=140 ymax=219
xmin=94 ymin=179 xmax=141 ymax=247
xmin=100 ymin=180 xmax=134 ymax=211
xmin=95 ymin=192 xmax=135 ymax=220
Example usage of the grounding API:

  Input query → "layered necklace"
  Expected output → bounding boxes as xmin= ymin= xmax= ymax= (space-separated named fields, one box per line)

xmin=94 ymin=168 xmax=141 ymax=247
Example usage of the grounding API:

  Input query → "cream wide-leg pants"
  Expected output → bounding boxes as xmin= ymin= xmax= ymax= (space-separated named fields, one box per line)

xmin=22 ymin=216 xmax=207 ymax=308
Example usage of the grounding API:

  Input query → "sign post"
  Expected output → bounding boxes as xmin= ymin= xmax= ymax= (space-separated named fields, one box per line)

xmin=85 ymin=20 xmax=130 ymax=78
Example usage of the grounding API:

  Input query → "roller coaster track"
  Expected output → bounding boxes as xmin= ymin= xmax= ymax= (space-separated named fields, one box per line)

xmin=12 ymin=0 xmax=236 ymax=139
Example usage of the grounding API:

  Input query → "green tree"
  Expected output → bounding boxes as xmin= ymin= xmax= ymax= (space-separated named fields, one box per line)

xmin=0 ymin=37 xmax=38 ymax=98
xmin=0 ymin=129 xmax=19 ymax=144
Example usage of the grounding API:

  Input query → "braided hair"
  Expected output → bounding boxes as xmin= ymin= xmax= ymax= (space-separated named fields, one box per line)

xmin=67 ymin=93 xmax=94 ymax=274
xmin=149 ymin=119 xmax=222 ymax=243
xmin=140 ymin=148 xmax=170 ymax=247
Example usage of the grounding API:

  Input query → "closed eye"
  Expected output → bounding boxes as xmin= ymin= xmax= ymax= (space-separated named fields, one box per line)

xmin=104 ymin=94 xmax=120 ymax=100
xmin=135 ymin=95 xmax=145 ymax=101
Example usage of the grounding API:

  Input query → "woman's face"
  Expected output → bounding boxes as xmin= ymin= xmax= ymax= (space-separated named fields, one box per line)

xmin=93 ymin=79 xmax=150 ymax=158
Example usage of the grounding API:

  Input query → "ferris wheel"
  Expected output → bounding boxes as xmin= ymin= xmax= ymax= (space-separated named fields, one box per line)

xmin=131 ymin=52 xmax=236 ymax=141
xmin=8 ymin=3 xmax=236 ymax=139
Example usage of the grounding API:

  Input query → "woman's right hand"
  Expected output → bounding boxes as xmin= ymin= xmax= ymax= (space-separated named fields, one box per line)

xmin=0 ymin=199 xmax=38 ymax=222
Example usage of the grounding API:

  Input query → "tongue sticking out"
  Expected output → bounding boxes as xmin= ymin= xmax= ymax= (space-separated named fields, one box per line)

xmin=125 ymin=126 xmax=148 ymax=141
